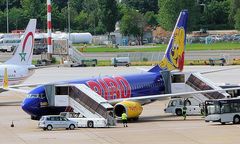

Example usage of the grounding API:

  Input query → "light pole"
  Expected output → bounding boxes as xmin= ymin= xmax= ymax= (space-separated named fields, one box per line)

xmin=68 ymin=0 xmax=70 ymax=40
xmin=6 ymin=0 xmax=9 ymax=33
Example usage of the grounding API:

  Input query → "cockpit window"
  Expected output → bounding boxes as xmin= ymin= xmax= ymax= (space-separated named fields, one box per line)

xmin=27 ymin=92 xmax=46 ymax=99
xmin=27 ymin=94 xmax=38 ymax=98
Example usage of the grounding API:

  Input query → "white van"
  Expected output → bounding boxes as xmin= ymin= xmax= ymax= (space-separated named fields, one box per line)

xmin=38 ymin=115 xmax=78 ymax=131
xmin=111 ymin=57 xmax=130 ymax=67
xmin=164 ymin=98 xmax=201 ymax=116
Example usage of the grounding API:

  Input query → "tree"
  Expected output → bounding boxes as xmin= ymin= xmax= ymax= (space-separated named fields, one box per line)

xmin=158 ymin=0 xmax=200 ymax=31
xmin=203 ymin=0 xmax=231 ymax=29
xmin=229 ymin=0 xmax=240 ymax=27
xmin=74 ymin=11 xmax=88 ymax=31
xmin=21 ymin=0 xmax=46 ymax=30
xmin=98 ymin=0 xmax=118 ymax=35
xmin=234 ymin=9 xmax=240 ymax=30
xmin=120 ymin=8 xmax=146 ymax=44
xmin=8 ymin=7 xmax=24 ymax=30
xmin=122 ymin=0 xmax=159 ymax=14
xmin=144 ymin=11 xmax=158 ymax=27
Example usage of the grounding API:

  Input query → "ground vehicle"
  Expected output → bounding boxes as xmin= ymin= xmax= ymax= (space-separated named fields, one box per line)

xmin=205 ymin=98 xmax=240 ymax=124
xmin=111 ymin=57 xmax=130 ymax=67
xmin=164 ymin=98 xmax=201 ymax=116
xmin=60 ymin=112 xmax=111 ymax=128
xmin=209 ymin=58 xmax=226 ymax=66
xmin=0 ymin=38 xmax=20 ymax=52
xmin=70 ymin=59 xmax=97 ymax=67
xmin=38 ymin=115 xmax=78 ymax=130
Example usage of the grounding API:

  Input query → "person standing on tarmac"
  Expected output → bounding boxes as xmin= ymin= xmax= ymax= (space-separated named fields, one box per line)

xmin=121 ymin=112 xmax=128 ymax=127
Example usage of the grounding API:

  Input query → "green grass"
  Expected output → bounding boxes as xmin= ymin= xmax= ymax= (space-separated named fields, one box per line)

xmin=76 ymin=42 xmax=240 ymax=53
xmin=96 ymin=59 xmax=240 ymax=66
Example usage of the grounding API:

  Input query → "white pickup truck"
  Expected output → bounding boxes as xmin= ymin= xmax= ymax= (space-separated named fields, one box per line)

xmin=60 ymin=112 xmax=112 ymax=128
xmin=164 ymin=98 xmax=201 ymax=116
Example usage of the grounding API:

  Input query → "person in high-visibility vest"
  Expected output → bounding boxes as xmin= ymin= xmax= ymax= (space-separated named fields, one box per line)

xmin=121 ymin=112 xmax=128 ymax=127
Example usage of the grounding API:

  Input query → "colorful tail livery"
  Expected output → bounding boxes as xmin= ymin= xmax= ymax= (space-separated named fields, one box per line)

xmin=159 ymin=10 xmax=188 ymax=71
xmin=4 ymin=19 xmax=37 ymax=66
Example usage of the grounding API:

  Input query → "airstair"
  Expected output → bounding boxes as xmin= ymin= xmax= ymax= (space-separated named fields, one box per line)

xmin=185 ymin=72 xmax=230 ymax=101
xmin=45 ymin=84 xmax=116 ymax=126
xmin=68 ymin=46 xmax=84 ymax=63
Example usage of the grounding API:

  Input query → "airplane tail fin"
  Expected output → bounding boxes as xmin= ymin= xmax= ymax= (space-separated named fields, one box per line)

xmin=3 ymin=68 xmax=8 ymax=89
xmin=4 ymin=19 xmax=37 ymax=66
xmin=156 ymin=10 xmax=188 ymax=72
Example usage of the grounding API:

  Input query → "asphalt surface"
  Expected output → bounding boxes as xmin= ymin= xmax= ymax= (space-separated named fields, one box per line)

xmin=0 ymin=66 xmax=240 ymax=144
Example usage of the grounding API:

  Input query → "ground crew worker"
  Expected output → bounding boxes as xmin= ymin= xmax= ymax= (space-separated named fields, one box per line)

xmin=121 ymin=112 xmax=128 ymax=127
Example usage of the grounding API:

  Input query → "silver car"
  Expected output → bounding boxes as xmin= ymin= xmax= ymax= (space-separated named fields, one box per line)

xmin=39 ymin=115 xmax=78 ymax=131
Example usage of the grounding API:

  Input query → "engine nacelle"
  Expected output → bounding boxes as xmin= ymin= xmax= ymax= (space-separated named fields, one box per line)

xmin=114 ymin=101 xmax=143 ymax=119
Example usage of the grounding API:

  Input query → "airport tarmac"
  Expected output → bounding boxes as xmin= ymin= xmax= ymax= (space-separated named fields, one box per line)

xmin=1 ymin=65 xmax=240 ymax=144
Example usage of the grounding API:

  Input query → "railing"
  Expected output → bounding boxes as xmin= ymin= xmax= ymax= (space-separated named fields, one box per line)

xmin=68 ymin=86 xmax=110 ymax=119
xmin=186 ymin=73 xmax=228 ymax=99
xmin=68 ymin=47 xmax=84 ymax=63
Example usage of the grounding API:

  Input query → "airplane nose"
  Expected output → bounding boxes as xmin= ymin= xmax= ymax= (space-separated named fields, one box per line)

xmin=21 ymin=98 xmax=40 ymax=116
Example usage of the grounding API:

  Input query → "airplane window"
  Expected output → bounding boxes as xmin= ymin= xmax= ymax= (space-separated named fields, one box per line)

xmin=27 ymin=94 xmax=39 ymax=98
xmin=39 ymin=92 xmax=46 ymax=99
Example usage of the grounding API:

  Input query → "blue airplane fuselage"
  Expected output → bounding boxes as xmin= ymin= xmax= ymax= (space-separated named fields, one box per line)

xmin=21 ymin=71 xmax=165 ymax=118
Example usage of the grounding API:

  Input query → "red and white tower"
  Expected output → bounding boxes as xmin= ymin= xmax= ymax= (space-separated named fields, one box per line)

xmin=47 ymin=0 xmax=52 ymax=53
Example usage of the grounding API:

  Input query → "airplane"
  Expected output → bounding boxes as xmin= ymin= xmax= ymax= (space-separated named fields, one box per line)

xmin=0 ymin=19 xmax=37 ymax=86
xmin=19 ymin=10 xmax=189 ymax=120
xmin=14 ymin=10 xmax=240 ymax=120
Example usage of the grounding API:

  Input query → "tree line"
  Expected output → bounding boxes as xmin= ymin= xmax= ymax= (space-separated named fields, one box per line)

xmin=0 ymin=0 xmax=239 ymax=36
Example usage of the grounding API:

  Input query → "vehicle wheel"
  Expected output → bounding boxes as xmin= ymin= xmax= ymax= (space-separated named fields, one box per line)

xmin=92 ymin=64 xmax=96 ymax=67
xmin=126 ymin=64 xmax=129 ymax=67
xmin=221 ymin=122 xmax=226 ymax=125
xmin=69 ymin=124 xmax=75 ymax=130
xmin=233 ymin=115 xmax=240 ymax=124
xmin=47 ymin=125 xmax=53 ymax=131
xmin=43 ymin=128 xmax=47 ymax=131
xmin=176 ymin=109 xmax=182 ymax=116
xmin=87 ymin=121 xmax=94 ymax=128
xmin=114 ymin=64 xmax=117 ymax=67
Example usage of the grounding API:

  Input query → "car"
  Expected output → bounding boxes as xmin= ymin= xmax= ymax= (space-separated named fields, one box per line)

xmin=38 ymin=115 xmax=78 ymax=131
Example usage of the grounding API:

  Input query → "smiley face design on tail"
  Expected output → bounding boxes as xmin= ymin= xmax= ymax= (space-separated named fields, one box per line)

xmin=170 ymin=27 xmax=185 ymax=70
xmin=160 ymin=27 xmax=185 ymax=71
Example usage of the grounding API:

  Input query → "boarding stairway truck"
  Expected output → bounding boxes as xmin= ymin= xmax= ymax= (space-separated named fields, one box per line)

xmin=165 ymin=72 xmax=230 ymax=116
xmin=68 ymin=46 xmax=97 ymax=67
xmin=45 ymin=84 xmax=116 ymax=128
xmin=185 ymin=72 xmax=230 ymax=100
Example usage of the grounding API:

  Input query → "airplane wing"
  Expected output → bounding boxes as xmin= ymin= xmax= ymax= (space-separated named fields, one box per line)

xmin=0 ymin=82 xmax=46 ymax=94
xmin=108 ymin=87 xmax=240 ymax=104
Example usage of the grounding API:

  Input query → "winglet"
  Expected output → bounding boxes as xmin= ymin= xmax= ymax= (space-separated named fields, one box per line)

xmin=3 ymin=68 xmax=8 ymax=89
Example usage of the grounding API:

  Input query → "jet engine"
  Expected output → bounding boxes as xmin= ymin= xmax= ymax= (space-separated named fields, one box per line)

xmin=114 ymin=101 xmax=143 ymax=119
